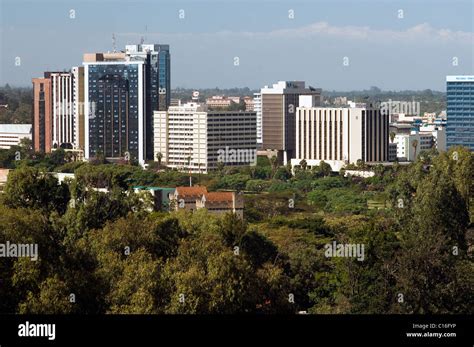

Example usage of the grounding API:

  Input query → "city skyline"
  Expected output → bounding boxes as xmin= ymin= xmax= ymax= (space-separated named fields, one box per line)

xmin=1 ymin=0 xmax=473 ymax=90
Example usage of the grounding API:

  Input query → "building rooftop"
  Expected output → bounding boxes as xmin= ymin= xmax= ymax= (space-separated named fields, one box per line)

xmin=204 ymin=192 xmax=234 ymax=203
xmin=175 ymin=186 xmax=208 ymax=198
xmin=0 ymin=124 xmax=32 ymax=134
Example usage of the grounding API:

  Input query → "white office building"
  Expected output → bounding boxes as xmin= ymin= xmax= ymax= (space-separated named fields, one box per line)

xmin=419 ymin=124 xmax=446 ymax=152
xmin=50 ymin=72 xmax=75 ymax=149
xmin=253 ymin=92 xmax=262 ymax=146
xmin=153 ymin=102 xmax=257 ymax=173
xmin=0 ymin=124 xmax=32 ymax=149
xmin=394 ymin=132 xmax=434 ymax=161
xmin=291 ymin=103 xmax=389 ymax=171
xmin=72 ymin=66 xmax=85 ymax=151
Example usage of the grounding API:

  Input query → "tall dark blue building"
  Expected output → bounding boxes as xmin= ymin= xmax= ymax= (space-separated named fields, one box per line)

xmin=83 ymin=44 xmax=171 ymax=164
xmin=446 ymin=75 xmax=474 ymax=151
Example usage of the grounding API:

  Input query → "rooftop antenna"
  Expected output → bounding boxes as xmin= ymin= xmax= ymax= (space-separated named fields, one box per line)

xmin=140 ymin=25 xmax=147 ymax=45
xmin=112 ymin=33 xmax=117 ymax=52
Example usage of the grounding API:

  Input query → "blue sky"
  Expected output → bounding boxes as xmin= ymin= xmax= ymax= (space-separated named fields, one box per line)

xmin=0 ymin=0 xmax=473 ymax=90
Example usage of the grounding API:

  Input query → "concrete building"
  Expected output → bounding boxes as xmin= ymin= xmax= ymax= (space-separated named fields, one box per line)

xmin=253 ymin=93 xmax=262 ymax=146
xmin=206 ymin=96 xmax=233 ymax=108
xmin=388 ymin=142 xmax=398 ymax=162
xmin=72 ymin=66 xmax=85 ymax=151
xmin=0 ymin=124 xmax=32 ymax=149
xmin=419 ymin=124 xmax=447 ymax=152
xmin=394 ymin=132 xmax=434 ymax=161
xmin=446 ymin=75 xmax=474 ymax=150
xmin=291 ymin=103 xmax=389 ymax=171
xmin=243 ymin=96 xmax=254 ymax=111
xmin=49 ymin=72 xmax=74 ymax=149
xmin=32 ymin=76 xmax=53 ymax=153
xmin=153 ymin=102 xmax=257 ymax=173
xmin=170 ymin=186 xmax=244 ymax=218
xmin=32 ymin=71 xmax=81 ymax=153
xmin=260 ymin=81 xmax=322 ymax=164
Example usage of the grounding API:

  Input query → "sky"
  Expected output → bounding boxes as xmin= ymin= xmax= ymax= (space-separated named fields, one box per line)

xmin=0 ymin=0 xmax=473 ymax=91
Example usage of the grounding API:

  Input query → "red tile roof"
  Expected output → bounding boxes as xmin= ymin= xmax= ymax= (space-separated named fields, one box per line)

xmin=204 ymin=192 xmax=234 ymax=202
xmin=175 ymin=186 xmax=208 ymax=198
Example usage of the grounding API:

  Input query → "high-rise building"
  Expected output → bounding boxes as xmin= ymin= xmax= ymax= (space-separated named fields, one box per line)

xmin=32 ymin=76 xmax=52 ymax=153
xmin=446 ymin=76 xmax=474 ymax=150
xmin=72 ymin=66 xmax=85 ymax=150
xmin=84 ymin=53 xmax=145 ymax=163
xmin=260 ymin=81 xmax=322 ymax=164
xmin=32 ymin=71 xmax=78 ymax=153
xmin=153 ymin=102 xmax=257 ymax=173
xmin=83 ymin=44 xmax=171 ymax=164
xmin=126 ymin=44 xmax=171 ymax=160
xmin=291 ymin=103 xmax=389 ymax=171
xmin=253 ymin=92 xmax=262 ymax=146
xmin=48 ymin=72 xmax=75 ymax=149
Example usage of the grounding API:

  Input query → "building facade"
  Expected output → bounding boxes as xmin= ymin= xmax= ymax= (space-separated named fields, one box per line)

xmin=83 ymin=44 xmax=170 ymax=164
xmin=0 ymin=124 xmax=32 ymax=149
xmin=126 ymin=44 xmax=171 ymax=160
xmin=394 ymin=132 xmax=433 ymax=161
xmin=72 ymin=66 xmax=85 ymax=151
xmin=84 ymin=56 xmax=146 ymax=163
xmin=170 ymin=186 xmax=244 ymax=218
xmin=253 ymin=92 xmax=262 ymax=146
xmin=32 ymin=71 xmax=82 ymax=153
xmin=260 ymin=81 xmax=322 ymax=164
xmin=48 ymin=72 xmax=75 ymax=149
xmin=446 ymin=75 xmax=474 ymax=150
xmin=291 ymin=105 xmax=389 ymax=171
xmin=153 ymin=102 xmax=257 ymax=173
xmin=32 ymin=76 xmax=52 ymax=153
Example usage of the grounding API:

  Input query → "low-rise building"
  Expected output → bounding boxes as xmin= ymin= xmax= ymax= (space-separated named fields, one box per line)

xmin=170 ymin=186 xmax=243 ymax=218
xmin=394 ymin=132 xmax=434 ymax=161
xmin=0 ymin=124 xmax=32 ymax=149
xmin=206 ymin=96 xmax=233 ymax=108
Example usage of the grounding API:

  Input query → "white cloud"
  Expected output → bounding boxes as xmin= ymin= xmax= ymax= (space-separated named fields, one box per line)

xmin=119 ymin=22 xmax=473 ymax=44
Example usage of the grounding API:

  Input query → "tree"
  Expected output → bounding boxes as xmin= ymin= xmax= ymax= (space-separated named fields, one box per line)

xmin=18 ymin=276 xmax=74 ymax=314
xmin=156 ymin=152 xmax=163 ymax=168
xmin=411 ymin=139 xmax=418 ymax=160
xmin=392 ymin=170 xmax=470 ymax=313
xmin=319 ymin=161 xmax=332 ymax=177
xmin=3 ymin=166 xmax=70 ymax=214
xmin=269 ymin=155 xmax=279 ymax=177
xmin=389 ymin=131 xmax=396 ymax=143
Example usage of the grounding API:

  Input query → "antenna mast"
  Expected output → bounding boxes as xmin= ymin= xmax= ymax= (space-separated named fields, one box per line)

xmin=112 ymin=33 xmax=117 ymax=52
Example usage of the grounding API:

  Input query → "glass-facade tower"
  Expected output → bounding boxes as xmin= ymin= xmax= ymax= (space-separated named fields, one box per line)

xmin=85 ymin=61 xmax=145 ymax=163
xmin=84 ymin=43 xmax=171 ymax=164
xmin=126 ymin=44 xmax=171 ymax=160
xmin=446 ymin=76 xmax=474 ymax=151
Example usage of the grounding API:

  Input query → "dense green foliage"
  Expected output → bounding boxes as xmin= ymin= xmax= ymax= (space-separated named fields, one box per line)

xmin=0 ymin=131 xmax=472 ymax=314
